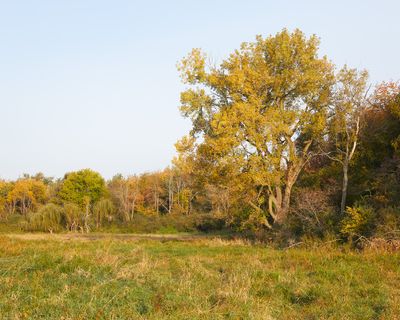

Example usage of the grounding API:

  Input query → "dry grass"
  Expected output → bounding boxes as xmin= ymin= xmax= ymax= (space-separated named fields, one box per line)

xmin=0 ymin=234 xmax=399 ymax=319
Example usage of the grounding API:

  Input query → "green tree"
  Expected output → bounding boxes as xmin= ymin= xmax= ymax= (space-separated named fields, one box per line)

xmin=58 ymin=169 xmax=106 ymax=208
xmin=177 ymin=29 xmax=334 ymax=226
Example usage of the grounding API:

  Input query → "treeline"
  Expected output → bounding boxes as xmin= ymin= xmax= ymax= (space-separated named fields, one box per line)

xmin=1 ymin=29 xmax=399 ymax=242
xmin=0 ymin=169 xmax=224 ymax=233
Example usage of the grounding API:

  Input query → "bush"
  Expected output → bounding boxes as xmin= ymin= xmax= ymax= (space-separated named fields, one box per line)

xmin=375 ymin=207 xmax=400 ymax=239
xmin=98 ymin=213 xmax=227 ymax=234
xmin=0 ymin=214 xmax=25 ymax=233
xmin=194 ymin=214 xmax=225 ymax=233
xmin=288 ymin=188 xmax=339 ymax=239
xmin=341 ymin=203 xmax=375 ymax=238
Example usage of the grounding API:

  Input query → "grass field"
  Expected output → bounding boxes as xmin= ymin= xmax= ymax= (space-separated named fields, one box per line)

xmin=0 ymin=234 xmax=399 ymax=319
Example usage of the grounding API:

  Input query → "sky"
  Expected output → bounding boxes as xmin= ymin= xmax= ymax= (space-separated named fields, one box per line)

xmin=0 ymin=0 xmax=399 ymax=180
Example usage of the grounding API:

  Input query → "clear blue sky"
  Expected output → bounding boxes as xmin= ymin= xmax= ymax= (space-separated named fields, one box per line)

xmin=1 ymin=0 xmax=399 ymax=180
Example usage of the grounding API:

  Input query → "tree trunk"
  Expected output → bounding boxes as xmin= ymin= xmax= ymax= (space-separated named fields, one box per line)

xmin=274 ymin=183 xmax=293 ymax=225
xmin=270 ymin=138 xmax=312 ymax=225
xmin=84 ymin=202 xmax=90 ymax=233
xmin=281 ymin=187 xmax=292 ymax=221
xmin=341 ymin=159 xmax=349 ymax=215
xmin=130 ymin=199 xmax=135 ymax=221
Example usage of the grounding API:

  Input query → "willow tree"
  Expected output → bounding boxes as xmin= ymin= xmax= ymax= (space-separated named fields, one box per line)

xmin=177 ymin=29 xmax=334 ymax=226
xmin=93 ymin=198 xmax=115 ymax=228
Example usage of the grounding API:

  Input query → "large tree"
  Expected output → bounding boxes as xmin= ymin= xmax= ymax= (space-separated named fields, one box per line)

xmin=177 ymin=29 xmax=334 ymax=226
xmin=58 ymin=169 xmax=106 ymax=208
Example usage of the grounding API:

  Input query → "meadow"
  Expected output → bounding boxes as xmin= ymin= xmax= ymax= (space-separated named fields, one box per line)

xmin=0 ymin=234 xmax=399 ymax=319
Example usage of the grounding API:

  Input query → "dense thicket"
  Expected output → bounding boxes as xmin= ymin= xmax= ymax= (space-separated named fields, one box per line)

xmin=0 ymin=30 xmax=399 ymax=242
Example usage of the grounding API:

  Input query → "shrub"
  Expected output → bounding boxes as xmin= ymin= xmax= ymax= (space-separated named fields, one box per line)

xmin=97 ymin=213 xmax=227 ymax=234
xmin=288 ymin=187 xmax=339 ymax=238
xmin=375 ymin=207 xmax=400 ymax=239
xmin=341 ymin=203 xmax=375 ymax=238
xmin=194 ymin=214 xmax=225 ymax=233
xmin=0 ymin=214 xmax=25 ymax=233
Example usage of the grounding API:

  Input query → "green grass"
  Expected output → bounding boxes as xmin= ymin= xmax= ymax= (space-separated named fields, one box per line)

xmin=0 ymin=235 xmax=399 ymax=319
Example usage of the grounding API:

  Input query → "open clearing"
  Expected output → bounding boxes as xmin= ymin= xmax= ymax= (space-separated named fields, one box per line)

xmin=0 ymin=234 xmax=399 ymax=319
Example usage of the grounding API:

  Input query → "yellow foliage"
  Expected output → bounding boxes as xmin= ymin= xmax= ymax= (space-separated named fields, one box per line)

xmin=6 ymin=179 xmax=47 ymax=215
xmin=176 ymin=29 xmax=335 ymax=224
xmin=341 ymin=205 xmax=374 ymax=237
